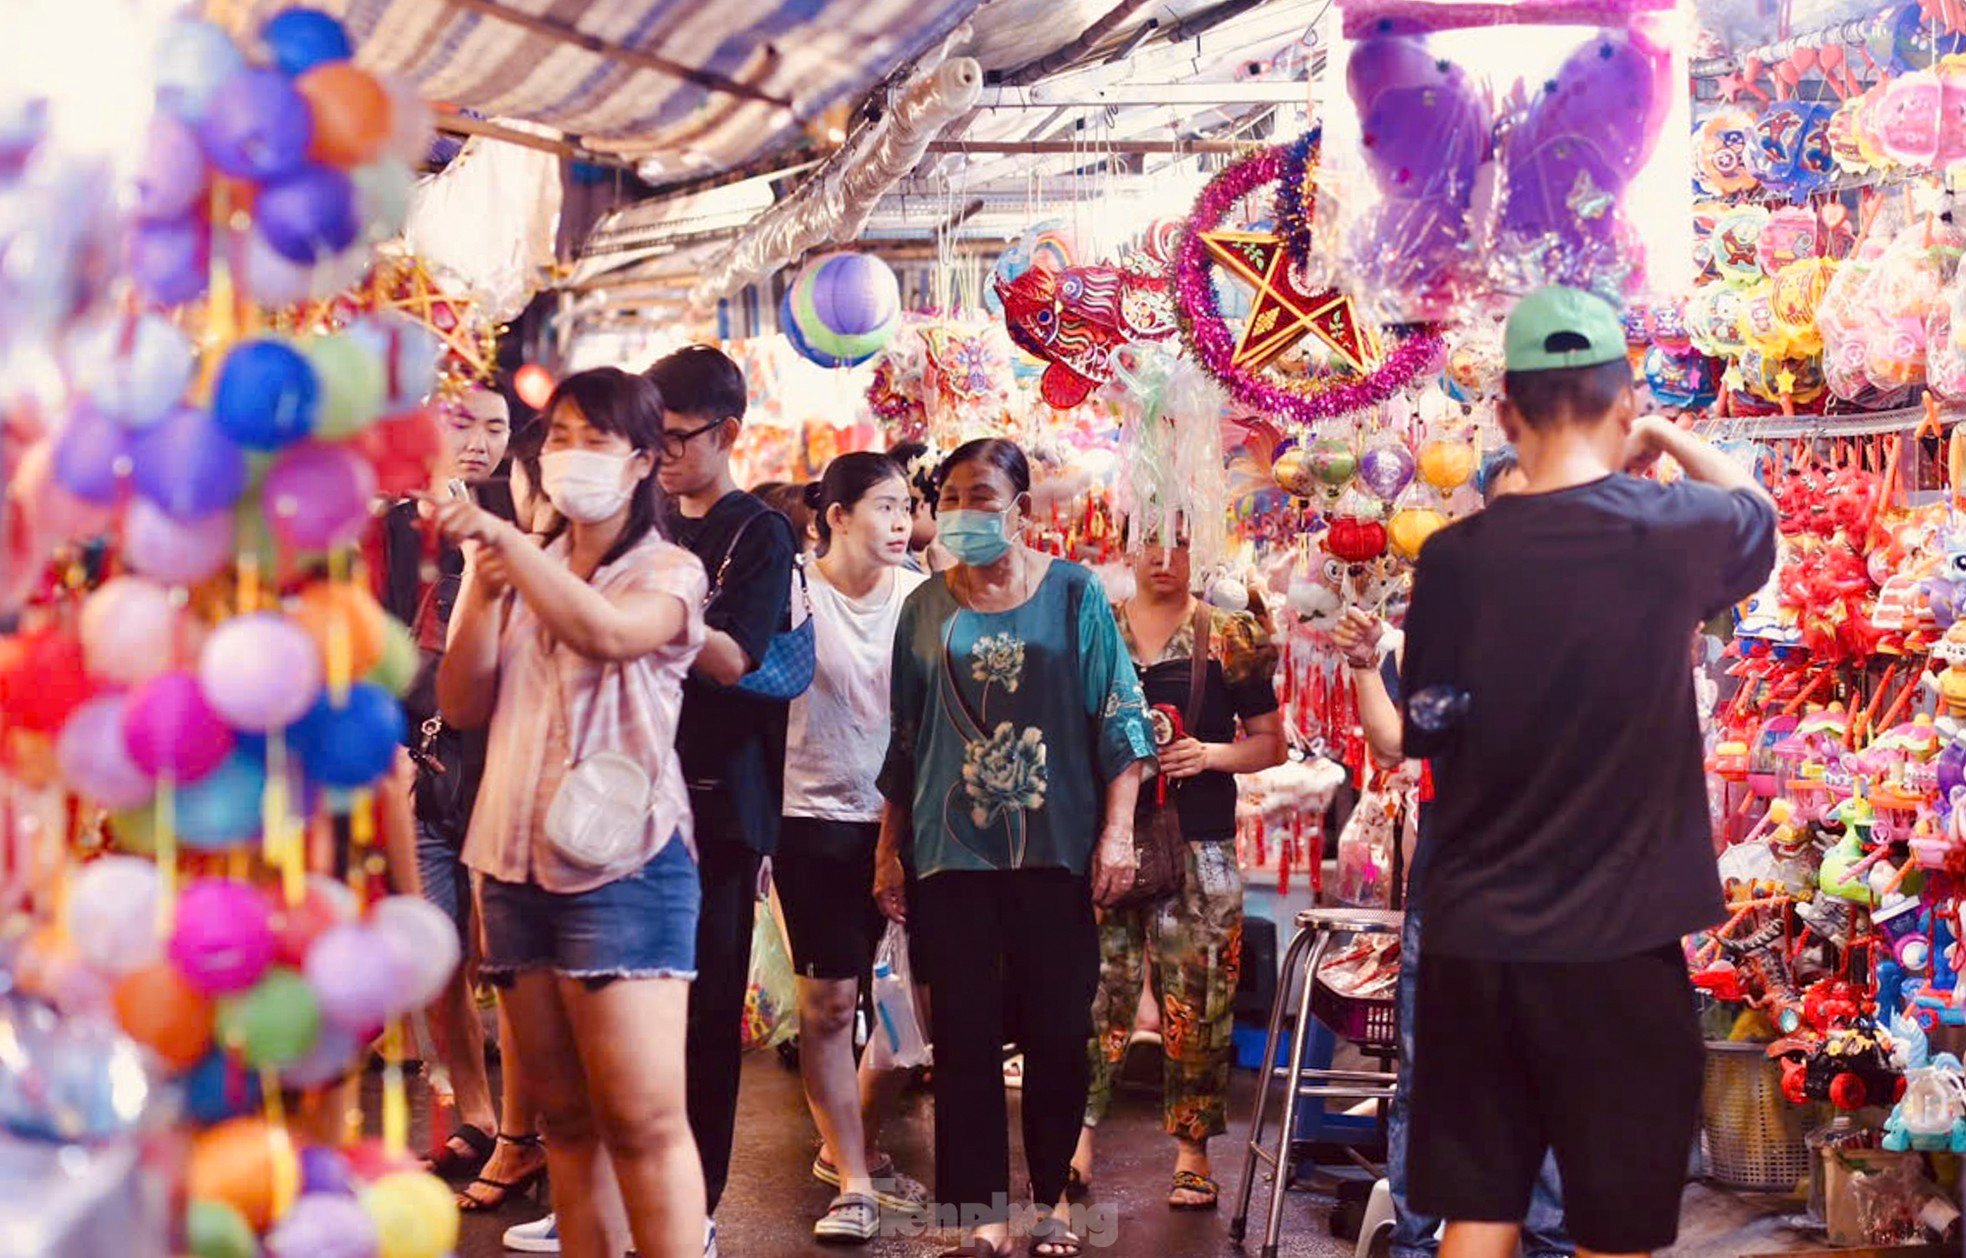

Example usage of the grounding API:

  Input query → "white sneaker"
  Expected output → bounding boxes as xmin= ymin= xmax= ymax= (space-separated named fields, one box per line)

xmin=503 ymin=1214 xmax=560 ymax=1253
xmin=705 ymin=1218 xmax=718 ymax=1257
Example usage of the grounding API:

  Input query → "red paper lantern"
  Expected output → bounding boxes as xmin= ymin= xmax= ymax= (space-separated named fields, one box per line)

xmin=1325 ymin=516 xmax=1389 ymax=564
xmin=513 ymin=364 xmax=556 ymax=411
xmin=0 ymin=628 xmax=95 ymax=735
xmin=352 ymin=406 xmax=446 ymax=497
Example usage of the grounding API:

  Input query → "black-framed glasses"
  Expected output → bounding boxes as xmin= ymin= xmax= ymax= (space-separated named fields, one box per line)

xmin=658 ymin=416 xmax=729 ymax=460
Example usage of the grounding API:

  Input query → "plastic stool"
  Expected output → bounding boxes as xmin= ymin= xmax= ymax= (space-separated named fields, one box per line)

xmin=1355 ymin=1178 xmax=1394 ymax=1258
xmin=1230 ymin=906 xmax=1402 ymax=1258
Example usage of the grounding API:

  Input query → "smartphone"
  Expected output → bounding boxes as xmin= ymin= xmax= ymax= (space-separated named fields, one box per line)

xmin=446 ymin=478 xmax=470 ymax=503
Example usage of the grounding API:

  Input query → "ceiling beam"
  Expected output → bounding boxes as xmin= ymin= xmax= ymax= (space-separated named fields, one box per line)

xmin=435 ymin=0 xmax=795 ymax=109
xmin=433 ymin=108 xmax=635 ymax=168
xmin=926 ymin=139 xmax=1249 ymax=155
xmin=975 ymin=81 xmax=1309 ymax=107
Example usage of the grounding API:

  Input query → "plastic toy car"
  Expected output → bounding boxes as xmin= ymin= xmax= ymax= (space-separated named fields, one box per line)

xmin=1768 ymin=1027 xmax=1907 ymax=1111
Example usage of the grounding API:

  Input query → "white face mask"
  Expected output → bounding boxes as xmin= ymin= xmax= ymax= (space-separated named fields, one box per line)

xmin=539 ymin=449 xmax=636 ymax=524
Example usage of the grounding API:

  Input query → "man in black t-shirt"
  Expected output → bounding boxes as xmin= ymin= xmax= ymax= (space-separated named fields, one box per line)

xmin=1400 ymin=288 xmax=1776 ymax=1258
xmin=645 ymin=346 xmax=796 ymax=1237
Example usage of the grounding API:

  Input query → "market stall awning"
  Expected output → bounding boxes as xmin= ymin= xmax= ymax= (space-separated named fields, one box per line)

xmin=245 ymin=0 xmax=980 ymax=180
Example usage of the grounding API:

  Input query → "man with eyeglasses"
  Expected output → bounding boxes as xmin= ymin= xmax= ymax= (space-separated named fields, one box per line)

xmin=652 ymin=344 xmax=796 ymax=1256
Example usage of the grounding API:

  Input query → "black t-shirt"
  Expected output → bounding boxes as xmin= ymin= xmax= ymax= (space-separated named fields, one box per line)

xmin=667 ymin=491 xmax=797 ymax=855
xmin=1128 ymin=606 xmax=1280 ymax=841
xmin=378 ymin=482 xmax=515 ymax=839
xmin=1400 ymin=474 xmax=1777 ymax=962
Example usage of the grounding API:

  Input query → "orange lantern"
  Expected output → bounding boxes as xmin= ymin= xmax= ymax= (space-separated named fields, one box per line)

xmin=113 ymin=961 xmax=215 ymax=1070
xmin=188 ymin=1117 xmax=301 ymax=1232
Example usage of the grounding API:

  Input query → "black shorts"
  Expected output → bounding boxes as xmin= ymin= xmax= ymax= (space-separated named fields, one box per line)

xmin=774 ymin=818 xmax=884 ymax=981
xmin=1409 ymin=942 xmax=1702 ymax=1254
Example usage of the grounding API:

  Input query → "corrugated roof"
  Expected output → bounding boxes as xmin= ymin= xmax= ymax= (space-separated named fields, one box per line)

xmin=247 ymin=0 xmax=980 ymax=179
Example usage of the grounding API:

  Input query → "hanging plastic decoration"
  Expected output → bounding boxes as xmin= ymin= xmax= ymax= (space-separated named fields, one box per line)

xmin=995 ymin=246 xmax=1176 ymax=410
xmin=784 ymin=251 xmax=901 ymax=369
xmin=1695 ymin=106 xmax=1761 ymax=196
xmin=1108 ymin=345 xmax=1230 ymax=575
xmin=1173 ymin=144 xmax=1445 ymax=426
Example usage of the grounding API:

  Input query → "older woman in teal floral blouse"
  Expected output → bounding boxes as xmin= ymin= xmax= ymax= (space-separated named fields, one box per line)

xmin=876 ymin=439 xmax=1154 ymax=1258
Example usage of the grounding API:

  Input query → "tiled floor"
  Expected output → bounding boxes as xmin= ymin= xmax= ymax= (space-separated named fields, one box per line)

xmin=418 ymin=1049 xmax=1943 ymax=1258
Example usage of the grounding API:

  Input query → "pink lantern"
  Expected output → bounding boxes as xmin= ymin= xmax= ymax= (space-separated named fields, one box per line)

xmin=263 ymin=442 xmax=377 ymax=551
xmin=198 ymin=612 xmax=323 ymax=732
xmin=79 ymin=576 xmax=181 ymax=685
xmin=169 ymin=878 xmax=276 ymax=995
xmin=57 ymin=695 xmax=156 ymax=810
xmin=122 ymin=670 xmax=234 ymax=783
xmin=124 ymin=498 xmax=234 ymax=586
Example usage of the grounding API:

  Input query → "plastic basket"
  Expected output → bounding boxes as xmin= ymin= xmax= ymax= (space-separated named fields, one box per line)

xmin=1700 ymin=1041 xmax=1814 ymax=1192
xmin=1310 ymin=977 xmax=1398 ymax=1052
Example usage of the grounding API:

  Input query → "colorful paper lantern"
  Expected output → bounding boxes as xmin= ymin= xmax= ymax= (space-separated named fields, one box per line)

xmin=785 ymin=252 xmax=900 ymax=368
xmin=187 ymin=1117 xmax=302 ymax=1232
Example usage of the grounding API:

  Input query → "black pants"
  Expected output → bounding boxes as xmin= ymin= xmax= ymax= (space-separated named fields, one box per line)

xmin=684 ymin=812 xmax=762 ymax=1216
xmin=1411 ymin=943 xmax=1701 ymax=1254
xmin=913 ymin=868 xmax=1100 ymax=1227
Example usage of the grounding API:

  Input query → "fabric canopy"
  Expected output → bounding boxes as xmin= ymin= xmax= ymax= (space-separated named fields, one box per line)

xmin=247 ymin=0 xmax=979 ymax=178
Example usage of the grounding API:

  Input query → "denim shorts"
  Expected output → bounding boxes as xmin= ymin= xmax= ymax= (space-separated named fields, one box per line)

xmin=415 ymin=819 xmax=471 ymax=937
xmin=477 ymin=836 xmax=700 ymax=986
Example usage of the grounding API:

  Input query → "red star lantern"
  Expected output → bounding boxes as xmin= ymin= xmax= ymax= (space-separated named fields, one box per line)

xmin=1200 ymin=229 xmax=1378 ymax=374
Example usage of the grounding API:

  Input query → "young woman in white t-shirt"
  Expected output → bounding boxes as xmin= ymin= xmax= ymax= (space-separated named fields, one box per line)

xmin=778 ymin=452 xmax=928 ymax=1244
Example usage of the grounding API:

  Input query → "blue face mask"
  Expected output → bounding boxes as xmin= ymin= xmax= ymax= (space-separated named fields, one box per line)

xmin=938 ymin=508 xmax=1014 ymax=566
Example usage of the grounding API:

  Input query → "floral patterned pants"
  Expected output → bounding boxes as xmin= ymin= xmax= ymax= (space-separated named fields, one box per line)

xmin=1084 ymin=839 xmax=1244 ymax=1142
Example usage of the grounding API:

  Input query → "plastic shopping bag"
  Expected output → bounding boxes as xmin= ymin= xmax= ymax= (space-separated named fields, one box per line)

xmin=865 ymin=921 xmax=930 ymax=1070
xmin=740 ymin=895 xmax=798 ymax=1052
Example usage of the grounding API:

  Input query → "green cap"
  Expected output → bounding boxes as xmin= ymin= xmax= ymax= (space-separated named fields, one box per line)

xmin=1503 ymin=286 xmax=1628 ymax=372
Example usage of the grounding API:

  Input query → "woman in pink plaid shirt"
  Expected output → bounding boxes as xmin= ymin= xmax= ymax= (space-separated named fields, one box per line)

xmin=429 ymin=367 xmax=709 ymax=1258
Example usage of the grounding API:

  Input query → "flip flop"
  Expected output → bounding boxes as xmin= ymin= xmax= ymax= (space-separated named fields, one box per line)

xmin=1167 ymin=1169 xmax=1219 ymax=1211
xmin=1028 ymin=1215 xmax=1084 ymax=1257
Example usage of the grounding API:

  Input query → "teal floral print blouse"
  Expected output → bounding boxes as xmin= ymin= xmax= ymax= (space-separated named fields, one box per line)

xmin=881 ymin=560 xmax=1156 ymax=880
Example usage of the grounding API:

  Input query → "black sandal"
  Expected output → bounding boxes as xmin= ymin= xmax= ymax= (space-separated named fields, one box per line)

xmin=1028 ymin=1215 xmax=1084 ymax=1257
xmin=458 ymin=1133 xmax=547 ymax=1212
xmin=1167 ymin=1169 xmax=1219 ymax=1211
xmin=421 ymin=1123 xmax=494 ymax=1179
xmin=1063 ymin=1165 xmax=1091 ymax=1203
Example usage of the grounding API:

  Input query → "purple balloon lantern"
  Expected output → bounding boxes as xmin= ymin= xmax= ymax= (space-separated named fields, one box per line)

xmin=267 ymin=1192 xmax=378 ymax=1258
xmin=129 ymin=217 xmax=211 ymax=308
xmin=304 ymin=922 xmax=412 ymax=1032
xmin=124 ymin=498 xmax=236 ymax=586
xmin=1358 ymin=444 xmax=1416 ymax=501
xmin=135 ymin=117 xmax=208 ymax=222
xmin=279 ymin=1024 xmax=363 ymax=1089
xmin=57 ymin=695 xmax=156 ymax=810
xmin=52 ymin=405 xmax=129 ymax=505
xmin=131 ymin=406 xmax=249 ymax=521
xmin=256 ymin=164 xmax=358 ymax=265
xmin=122 ymin=669 xmax=236 ymax=783
xmin=198 ymin=612 xmax=324 ymax=732
xmin=298 ymin=1145 xmax=357 ymax=1197
xmin=241 ymin=230 xmax=317 ymax=307
xmin=263 ymin=441 xmax=377 ymax=551
xmin=198 ymin=68 xmax=313 ymax=181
